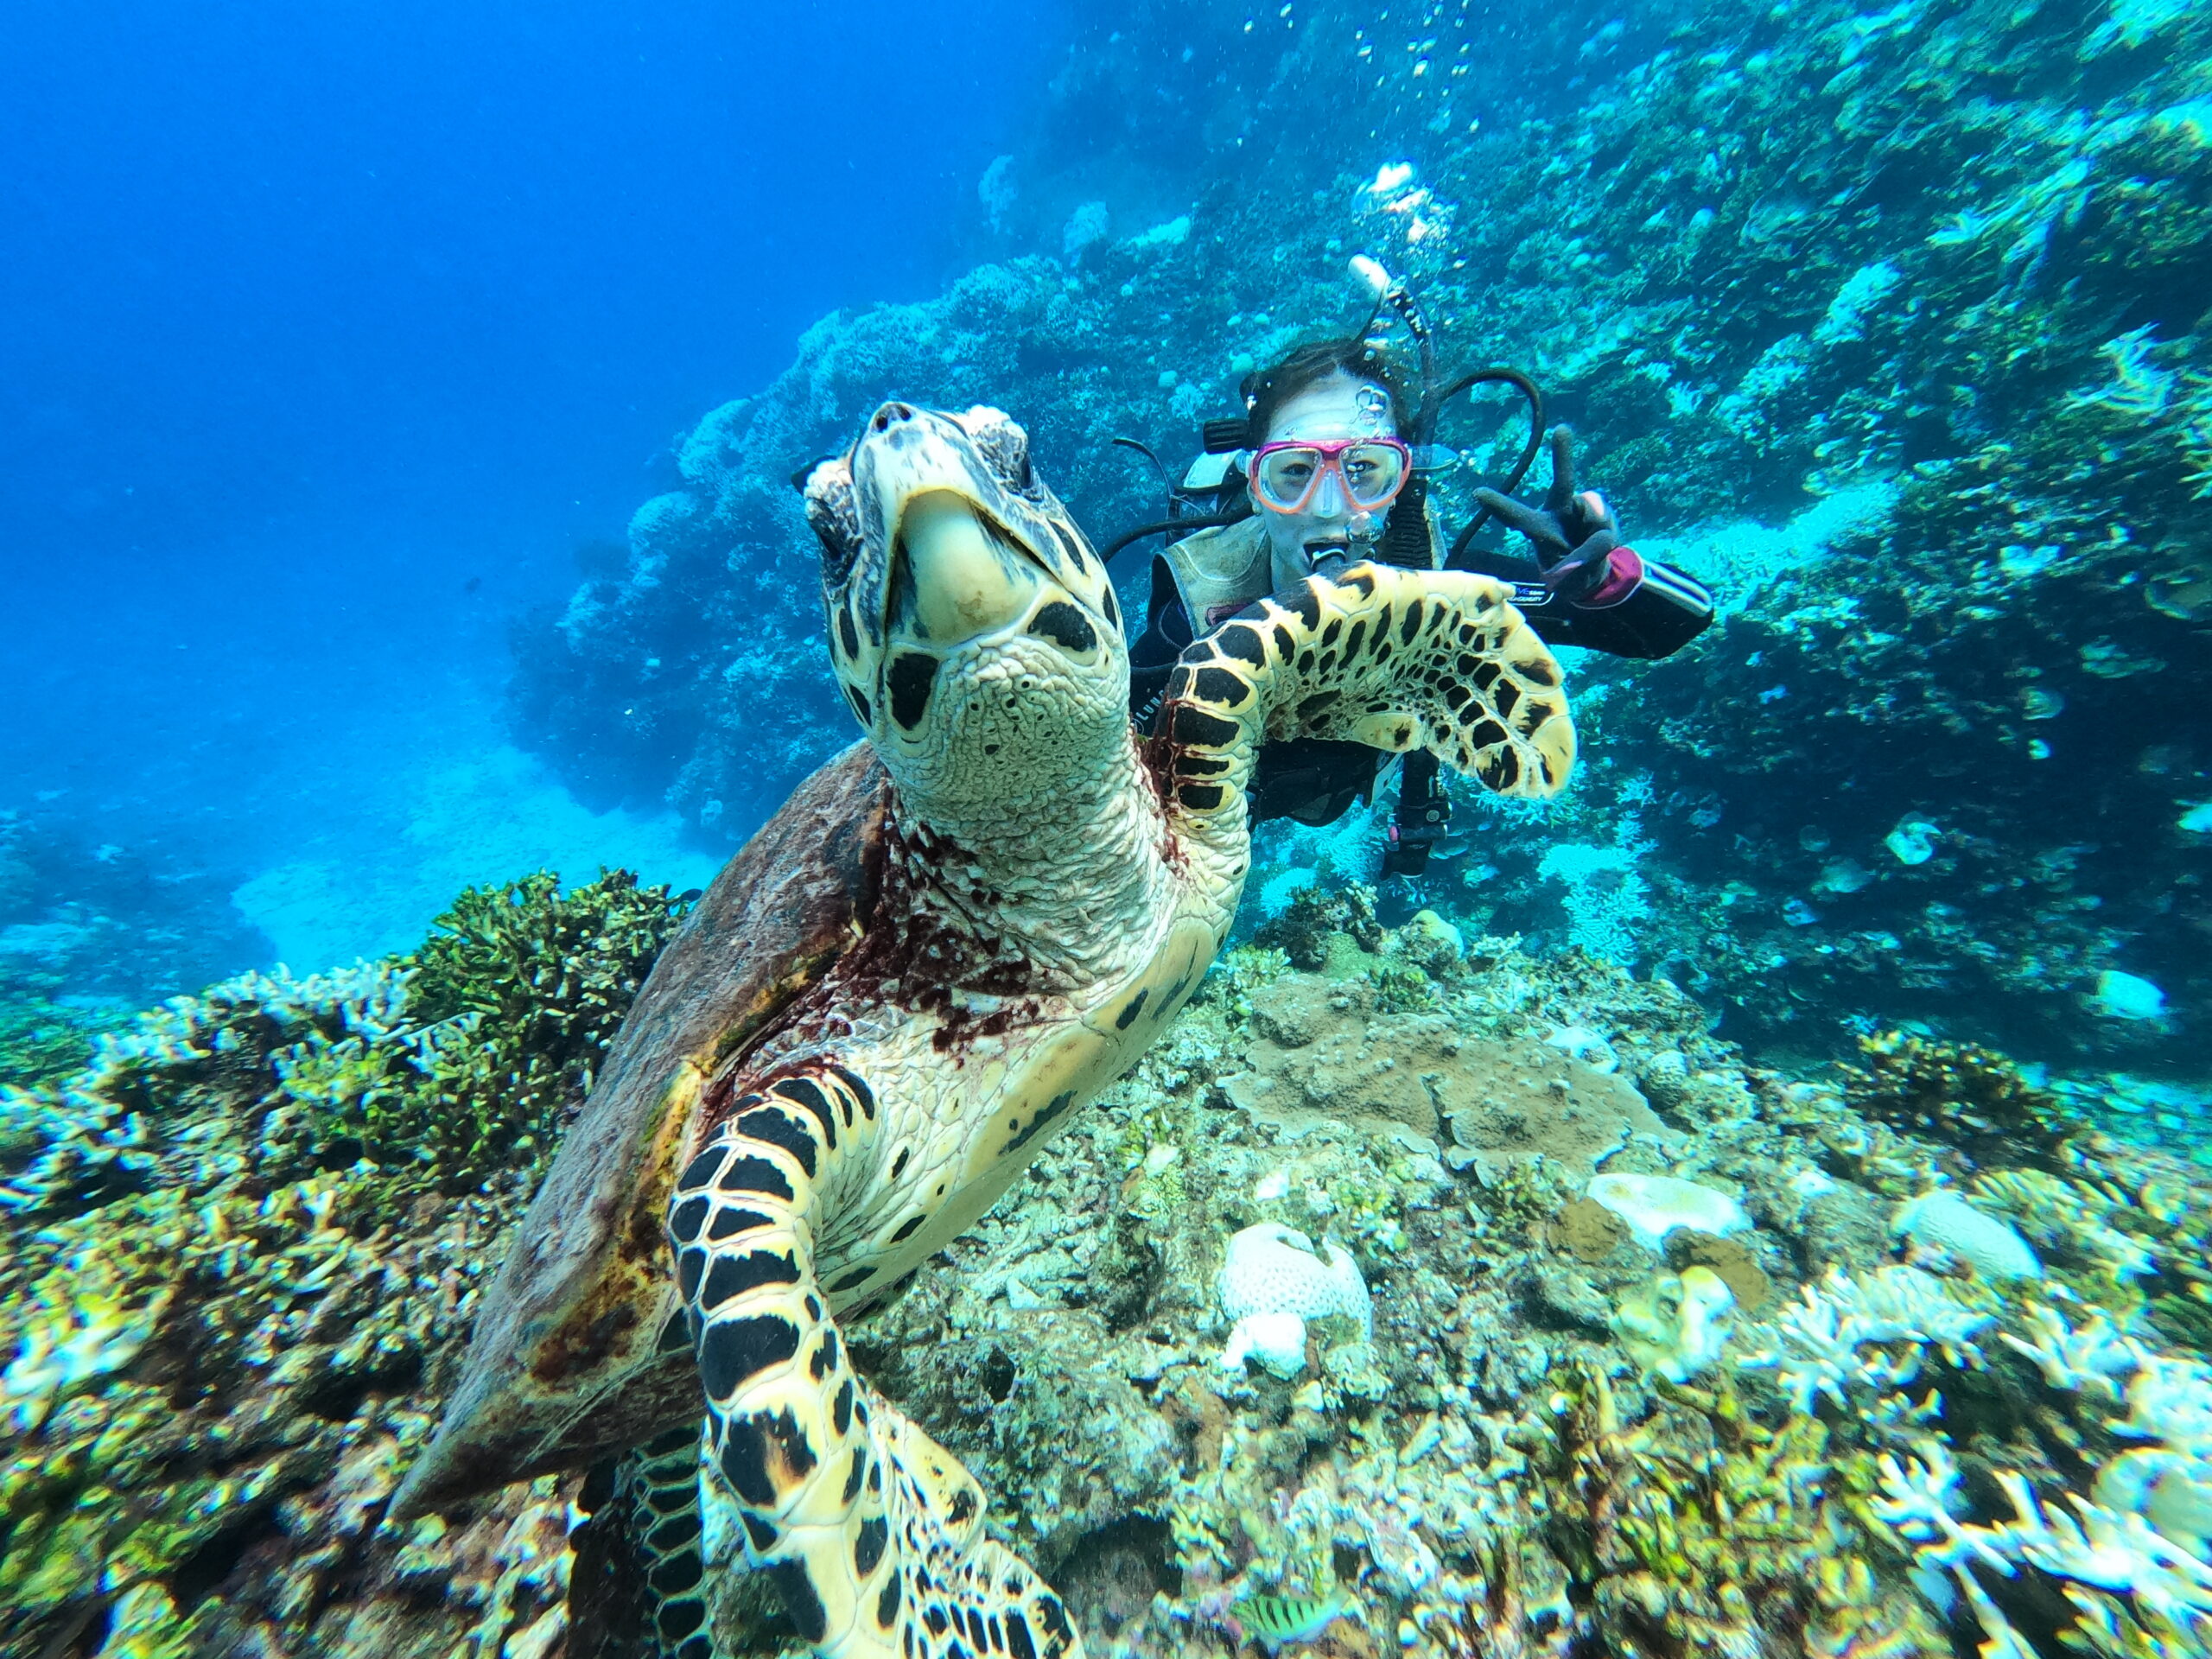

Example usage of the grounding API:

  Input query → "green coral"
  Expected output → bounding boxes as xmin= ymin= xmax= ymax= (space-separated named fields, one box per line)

xmin=1194 ymin=944 xmax=1290 ymax=1030
xmin=369 ymin=868 xmax=690 ymax=1190
xmin=1840 ymin=1028 xmax=2083 ymax=1169
xmin=0 ymin=994 xmax=97 ymax=1093
xmin=1535 ymin=1363 xmax=1941 ymax=1658
xmin=1363 ymin=958 xmax=1443 ymax=1016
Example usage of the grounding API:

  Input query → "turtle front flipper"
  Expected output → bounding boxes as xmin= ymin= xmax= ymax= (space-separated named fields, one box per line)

xmin=1152 ymin=562 xmax=1573 ymax=878
xmin=669 ymin=1069 xmax=1081 ymax=1659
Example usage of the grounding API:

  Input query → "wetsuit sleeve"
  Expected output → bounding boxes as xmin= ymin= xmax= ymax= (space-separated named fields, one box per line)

xmin=1454 ymin=545 xmax=1713 ymax=659
xmin=1249 ymin=741 xmax=1387 ymax=826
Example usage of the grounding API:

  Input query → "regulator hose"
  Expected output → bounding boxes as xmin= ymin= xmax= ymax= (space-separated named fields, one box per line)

xmin=1436 ymin=366 xmax=1547 ymax=570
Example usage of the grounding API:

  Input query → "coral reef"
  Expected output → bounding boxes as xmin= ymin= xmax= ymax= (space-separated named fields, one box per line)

xmin=1225 ymin=970 xmax=1668 ymax=1174
xmin=5 ymin=865 xmax=2206 ymax=1659
xmin=509 ymin=0 xmax=2212 ymax=1071
xmin=765 ymin=903 xmax=2212 ymax=1659
xmin=0 ymin=870 xmax=686 ymax=1659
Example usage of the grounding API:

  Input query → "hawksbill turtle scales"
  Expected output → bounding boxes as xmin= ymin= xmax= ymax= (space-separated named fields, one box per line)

xmin=398 ymin=402 xmax=1574 ymax=1659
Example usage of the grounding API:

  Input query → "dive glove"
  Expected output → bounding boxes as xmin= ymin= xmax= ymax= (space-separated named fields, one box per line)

xmin=1471 ymin=426 xmax=1624 ymax=604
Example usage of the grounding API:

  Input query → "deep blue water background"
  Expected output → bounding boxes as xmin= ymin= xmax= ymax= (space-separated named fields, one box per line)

xmin=0 ymin=0 xmax=1065 ymax=976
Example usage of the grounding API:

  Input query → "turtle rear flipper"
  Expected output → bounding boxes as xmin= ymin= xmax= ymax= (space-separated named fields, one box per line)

xmin=675 ymin=1069 xmax=1078 ymax=1659
xmin=1153 ymin=562 xmax=1574 ymax=840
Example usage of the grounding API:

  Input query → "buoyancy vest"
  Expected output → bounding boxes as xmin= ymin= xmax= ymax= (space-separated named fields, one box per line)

xmin=1157 ymin=512 xmax=1446 ymax=632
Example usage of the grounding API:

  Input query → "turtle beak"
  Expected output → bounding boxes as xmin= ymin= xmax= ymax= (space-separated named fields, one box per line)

xmin=858 ymin=403 xmax=1052 ymax=651
xmin=887 ymin=490 xmax=1045 ymax=645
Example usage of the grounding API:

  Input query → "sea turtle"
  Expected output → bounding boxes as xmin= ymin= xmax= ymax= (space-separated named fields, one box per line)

xmin=394 ymin=402 xmax=1574 ymax=1659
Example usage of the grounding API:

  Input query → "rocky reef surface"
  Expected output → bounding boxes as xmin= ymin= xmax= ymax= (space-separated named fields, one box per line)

xmin=510 ymin=0 xmax=2210 ymax=1070
xmin=7 ymin=875 xmax=2209 ymax=1659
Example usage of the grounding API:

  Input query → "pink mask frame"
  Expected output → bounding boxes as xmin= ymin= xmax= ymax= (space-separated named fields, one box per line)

xmin=1247 ymin=436 xmax=1411 ymax=515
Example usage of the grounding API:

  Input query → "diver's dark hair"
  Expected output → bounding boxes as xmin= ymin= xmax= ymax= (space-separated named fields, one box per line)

xmin=1240 ymin=336 xmax=1415 ymax=446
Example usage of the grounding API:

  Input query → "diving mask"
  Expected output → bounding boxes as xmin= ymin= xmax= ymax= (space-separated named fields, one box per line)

xmin=1247 ymin=437 xmax=1411 ymax=516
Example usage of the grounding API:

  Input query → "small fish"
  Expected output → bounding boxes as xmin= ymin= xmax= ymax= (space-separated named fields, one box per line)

xmin=1238 ymin=1588 xmax=1355 ymax=1654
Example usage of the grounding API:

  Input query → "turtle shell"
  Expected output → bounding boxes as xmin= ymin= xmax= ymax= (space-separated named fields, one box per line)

xmin=392 ymin=743 xmax=890 ymax=1516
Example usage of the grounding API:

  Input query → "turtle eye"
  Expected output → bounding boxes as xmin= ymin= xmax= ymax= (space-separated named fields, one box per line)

xmin=976 ymin=419 xmax=1036 ymax=495
xmin=804 ymin=469 xmax=864 ymax=588
xmin=995 ymin=427 xmax=1036 ymax=494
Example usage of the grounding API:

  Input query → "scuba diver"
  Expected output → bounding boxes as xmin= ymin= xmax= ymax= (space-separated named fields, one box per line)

xmin=1114 ymin=259 xmax=1713 ymax=878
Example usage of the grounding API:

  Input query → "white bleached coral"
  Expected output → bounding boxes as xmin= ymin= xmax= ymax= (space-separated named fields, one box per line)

xmin=1999 ymin=1304 xmax=2147 ymax=1399
xmin=2 ymin=1254 xmax=173 ymax=1433
xmin=1584 ymin=1172 xmax=1750 ymax=1250
xmin=1611 ymin=1266 xmax=1737 ymax=1382
xmin=1738 ymin=1264 xmax=1989 ymax=1414
xmin=1220 ymin=1312 xmax=1310 ymax=1380
xmin=1217 ymin=1223 xmax=1371 ymax=1381
xmin=2095 ymin=1450 xmax=2212 ymax=1555
xmin=2115 ymin=1355 xmax=2212 ymax=1455
xmin=1893 ymin=1189 xmax=2042 ymax=1281
xmin=1878 ymin=1318 xmax=2212 ymax=1659
xmin=1878 ymin=1449 xmax=2212 ymax=1657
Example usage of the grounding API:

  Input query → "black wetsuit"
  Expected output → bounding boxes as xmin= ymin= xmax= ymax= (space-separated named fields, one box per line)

xmin=1128 ymin=537 xmax=1713 ymax=827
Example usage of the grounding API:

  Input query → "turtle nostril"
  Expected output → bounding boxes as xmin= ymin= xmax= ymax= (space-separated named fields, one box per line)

xmin=874 ymin=402 xmax=915 ymax=433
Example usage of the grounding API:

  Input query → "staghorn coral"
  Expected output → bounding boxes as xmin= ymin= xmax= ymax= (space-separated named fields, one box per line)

xmin=1876 ymin=1436 xmax=2212 ymax=1659
xmin=1535 ymin=1360 xmax=1939 ymax=1658
xmin=385 ymin=868 xmax=692 ymax=1190
xmin=1738 ymin=1264 xmax=1991 ymax=1417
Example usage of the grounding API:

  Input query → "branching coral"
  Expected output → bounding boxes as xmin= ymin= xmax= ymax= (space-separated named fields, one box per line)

xmin=386 ymin=868 xmax=690 ymax=1188
xmin=1536 ymin=1361 xmax=1939 ymax=1657
xmin=1840 ymin=1031 xmax=2080 ymax=1168
xmin=1739 ymin=1264 xmax=1990 ymax=1416
xmin=1968 ymin=1168 xmax=2157 ymax=1295
xmin=1999 ymin=1304 xmax=2147 ymax=1400
xmin=1876 ymin=1442 xmax=2212 ymax=1659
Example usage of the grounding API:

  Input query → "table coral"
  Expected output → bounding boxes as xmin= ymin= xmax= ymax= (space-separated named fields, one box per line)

xmin=1225 ymin=973 xmax=1666 ymax=1173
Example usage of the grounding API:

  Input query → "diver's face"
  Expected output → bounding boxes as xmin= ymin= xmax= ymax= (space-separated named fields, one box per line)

xmin=1257 ymin=373 xmax=1397 ymax=580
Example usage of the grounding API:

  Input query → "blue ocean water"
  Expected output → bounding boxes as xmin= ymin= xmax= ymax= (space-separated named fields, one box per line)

xmin=0 ymin=0 xmax=1064 ymax=991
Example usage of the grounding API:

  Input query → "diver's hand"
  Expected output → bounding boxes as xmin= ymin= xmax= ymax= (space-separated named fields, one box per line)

xmin=1471 ymin=425 xmax=1620 ymax=601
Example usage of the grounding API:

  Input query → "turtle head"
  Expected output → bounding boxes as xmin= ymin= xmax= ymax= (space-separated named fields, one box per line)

xmin=804 ymin=404 xmax=1128 ymax=807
